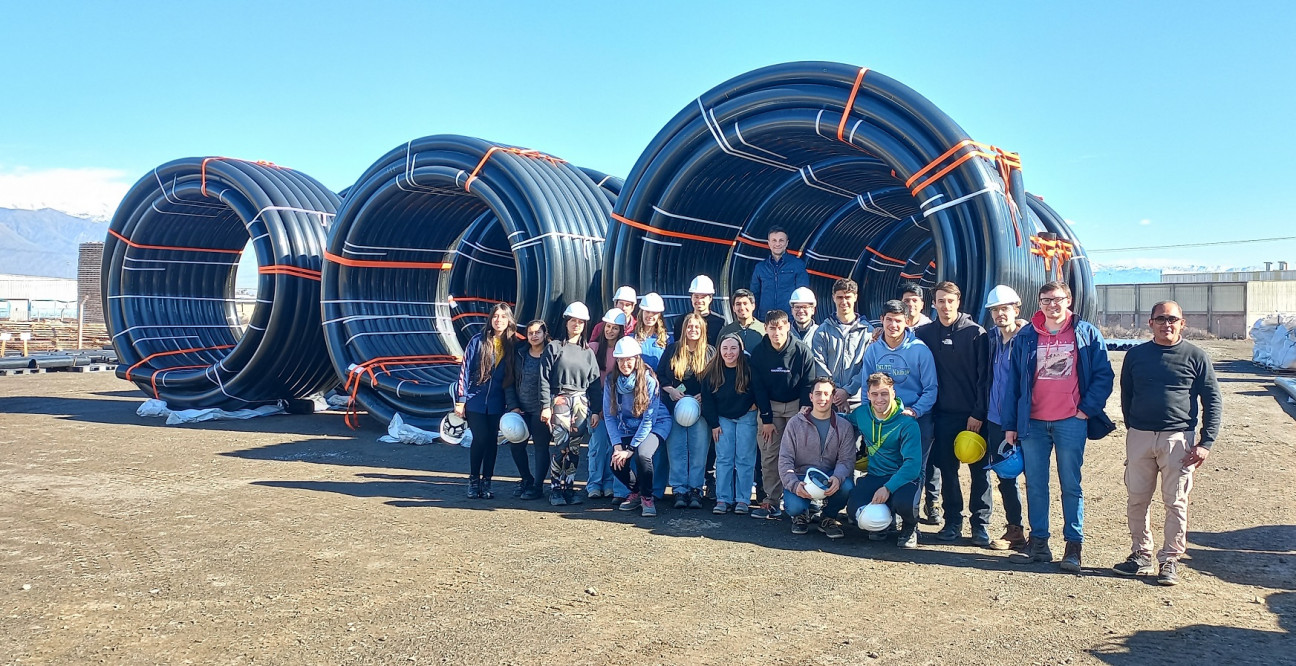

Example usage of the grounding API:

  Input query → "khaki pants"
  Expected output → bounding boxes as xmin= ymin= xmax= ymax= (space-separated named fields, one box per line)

xmin=759 ymin=400 xmax=800 ymax=506
xmin=1125 ymin=428 xmax=1197 ymax=563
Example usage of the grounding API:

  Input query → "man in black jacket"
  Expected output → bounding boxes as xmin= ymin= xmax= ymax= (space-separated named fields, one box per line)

xmin=915 ymin=281 xmax=991 ymax=545
xmin=749 ymin=309 xmax=816 ymax=519
xmin=1113 ymin=300 xmax=1222 ymax=586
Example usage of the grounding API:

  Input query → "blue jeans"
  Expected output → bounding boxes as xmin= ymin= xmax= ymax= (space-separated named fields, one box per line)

xmin=1021 ymin=416 xmax=1087 ymax=543
xmin=653 ymin=438 xmax=670 ymax=498
xmin=667 ymin=419 xmax=709 ymax=494
xmin=586 ymin=419 xmax=614 ymax=493
xmin=715 ymin=411 xmax=758 ymax=506
xmin=783 ymin=476 xmax=855 ymax=519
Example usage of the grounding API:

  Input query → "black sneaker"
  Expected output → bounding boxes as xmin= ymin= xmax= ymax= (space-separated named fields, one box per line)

xmin=673 ymin=492 xmax=689 ymax=509
xmin=520 ymin=486 xmax=542 ymax=500
xmin=897 ymin=526 xmax=919 ymax=549
xmin=514 ymin=480 xmax=531 ymax=498
xmin=563 ymin=489 xmax=584 ymax=505
xmin=1112 ymin=553 xmax=1155 ymax=577
xmin=819 ymin=517 xmax=845 ymax=540
xmin=1158 ymin=558 xmax=1181 ymax=586
xmin=936 ymin=523 xmax=962 ymax=542
xmin=920 ymin=498 xmax=942 ymax=525
xmin=688 ymin=489 xmax=703 ymax=510
xmin=466 ymin=478 xmax=481 ymax=500
xmin=790 ymin=514 xmax=810 ymax=535
xmin=479 ymin=479 xmax=494 ymax=500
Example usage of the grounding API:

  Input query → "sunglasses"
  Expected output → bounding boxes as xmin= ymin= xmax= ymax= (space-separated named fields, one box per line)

xmin=1151 ymin=316 xmax=1183 ymax=324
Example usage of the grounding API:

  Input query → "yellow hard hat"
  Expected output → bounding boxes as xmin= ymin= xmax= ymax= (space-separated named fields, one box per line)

xmin=954 ymin=430 xmax=987 ymax=464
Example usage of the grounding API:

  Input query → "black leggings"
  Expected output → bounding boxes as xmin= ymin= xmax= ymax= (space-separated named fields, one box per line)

xmin=847 ymin=472 xmax=921 ymax=527
xmin=610 ymin=434 xmax=662 ymax=497
xmin=507 ymin=410 xmax=552 ymax=486
xmin=466 ymin=411 xmax=501 ymax=480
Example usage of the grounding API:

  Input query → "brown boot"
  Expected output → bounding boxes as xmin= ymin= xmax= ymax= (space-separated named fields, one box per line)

xmin=1000 ymin=525 xmax=1028 ymax=551
xmin=1060 ymin=541 xmax=1083 ymax=572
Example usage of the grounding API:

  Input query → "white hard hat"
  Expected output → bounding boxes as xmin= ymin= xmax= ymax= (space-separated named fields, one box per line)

xmin=789 ymin=287 xmax=817 ymax=305
xmin=984 ymin=285 xmax=1022 ymax=309
xmin=673 ymin=396 xmax=701 ymax=427
xmin=613 ymin=286 xmax=637 ymax=303
xmin=802 ymin=467 xmax=831 ymax=500
xmin=613 ymin=337 xmax=643 ymax=358
xmin=855 ymin=503 xmax=893 ymax=532
xmin=439 ymin=412 xmax=468 ymax=445
xmin=602 ymin=308 xmax=628 ymax=326
xmin=688 ymin=275 xmax=716 ymax=295
xmin=500 ymin=412 xmax=530 ymax=443
xmin=563 ymin=301 xmax=591 ymax=321
xmin=639 ymin=292 xmax=665 ymax=313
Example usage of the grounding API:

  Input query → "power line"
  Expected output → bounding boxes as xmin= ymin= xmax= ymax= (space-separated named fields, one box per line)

xmin=1087 ymin=235 xmax=1296 ymax=253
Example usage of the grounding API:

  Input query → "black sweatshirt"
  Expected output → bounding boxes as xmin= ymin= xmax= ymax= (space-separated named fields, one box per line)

xmin=914 ymin=313 xmax=989 ymax=420
xmin=750 ymin=335 xmax=816 ymax=424
xmin=658 ymin=341 xmax=716 ymax=411
xmin=700 ymin=365 xmax=756 ymax=429
xmin=1120 ymin=340 xmax=1223 ymax=449
xmin=538 ymin=340 xmax=599 ymax=408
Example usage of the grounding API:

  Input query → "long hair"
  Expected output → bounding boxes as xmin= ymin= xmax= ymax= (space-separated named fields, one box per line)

xmin=670 ymin=313 xmax=710 ymax=379
xmin=561 ymin=314 xmax=591 ymax=349
xmin=477 ymin=303 xmax=517 ymax=384
xmin=614 ymin=355 xmax=655 ymax=418
xmin=593 ymin=321 xmax=625 ymax=373
xmin=636 ymin=312 xmax=668 ymax=349
xmin=704 ymin=333 xmax=750 ymax=394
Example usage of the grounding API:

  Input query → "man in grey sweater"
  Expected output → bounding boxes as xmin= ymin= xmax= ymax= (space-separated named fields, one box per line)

xmin=1113 ymin=300 xmax=1222 ymax=586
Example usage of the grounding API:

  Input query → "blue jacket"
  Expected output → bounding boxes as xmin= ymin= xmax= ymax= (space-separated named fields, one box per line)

xmin=457 ymin=332 xmax=509 ymax=415
xmin=986 ymin=319 xmax=1027 ymax=426
xmin=1000 ymin=312 xmax=1114 ymax=436
xmin=859 ymin=333 xmax=938 ymax=418
xmin=750 ymin=253 xmax=809 ymax=318
xmin=639 ymin=333 xmax=672 ymax=372
xmin=603 ymin=371 xmax=673 ymax=447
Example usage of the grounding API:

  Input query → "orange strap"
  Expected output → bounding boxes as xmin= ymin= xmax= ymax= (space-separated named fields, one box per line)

xmin=837 ymin=67 xmax=869 ymax=142
xmin=107 ymin=228 xmax=243 ymax=255
xmin=258 ymin=265 xmax=321 ymax=280
xmin=1030 ymin=235 xmax=1074 ymax=280
xmin=125 ymin=345 xmax=235 ymax=382
xmin=905 ymin=141 xmax=1021 ymax=195
xmin=201 ymin=157 xmax=282 ymax=196
xmin=342 ymin=354 xmax=463 ymax=429
xmin=806 ymin=268 xmax=844 ymax=280
xmin=148 ymin=364 xmax=210 ymax=399
xmin=464 ymin=146 xmax=567 ymax=193
xmin=611 ymin=212 xmax=735 ymax=248
xmin=899 ymin=272 xmax=923 ymax=279
xmin=865 ymin=246 xmax=904 ymax=265
xmin=450 ymin=296 xmax=516 ymax=306
xmin=324 ymin=251 xmax=452 ymax=271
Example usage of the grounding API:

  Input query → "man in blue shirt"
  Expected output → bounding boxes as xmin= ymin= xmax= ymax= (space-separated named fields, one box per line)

xmin=860 ymin=300 xmax=938 ymax=488
xmin=750 ymin=226 xmax=809 ymax=321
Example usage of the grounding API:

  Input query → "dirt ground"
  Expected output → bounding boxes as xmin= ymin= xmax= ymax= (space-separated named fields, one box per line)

xmin=1 ymin=340 xmax=1293 ymax=665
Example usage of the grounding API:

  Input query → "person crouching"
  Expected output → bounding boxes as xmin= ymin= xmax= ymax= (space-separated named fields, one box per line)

xmin=605 ymin=337 xmax=674 ymax=518
xmin=778 ymin=377 xmax=857 ymax=539
xmin=847 ymin=372 xmax=924 ymax=548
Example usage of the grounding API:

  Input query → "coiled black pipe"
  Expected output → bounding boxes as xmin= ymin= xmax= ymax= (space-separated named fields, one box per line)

xmin=1024 ymin=193 xmax=1096 ymax=321
xmin=322 ymin=135 xmax=612 ymax=429
xmin=605 ymin=62 xmax=1090 ymax=326
xmin=103 ymin=157 xmax=340 ymax=409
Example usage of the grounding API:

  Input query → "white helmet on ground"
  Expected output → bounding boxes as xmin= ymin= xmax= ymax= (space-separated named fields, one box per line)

xmin=688 ymin=275 xmax=716 ymax=295
xmin=613 ymin=337 xmax=643 ymax=358
xmin=855 ymin=503 xmax=893 ymax=532
xmin=984 ymin=285 xmax=1022 ymax=309
xmin=563 ymin=301 xmax=591 ymax=321
xmin=500 ymin=412 xmax=530 ymax=443
xmin=602 ymin=308 xmax=628 ymax=326
xmin=639 ymin=292 xmax=666 ymax=313
xmin=789 ymin=287 xmax=817 ymax=305
xmin=439 ymin=412 xmax=468 ymax=445
xmin=802 ymin=467 xmax=831 ymax=500
xmin=613 ymin=286 xmax=637 ymax=303
xmin=673 ymin=396 xmax=701 ymax=427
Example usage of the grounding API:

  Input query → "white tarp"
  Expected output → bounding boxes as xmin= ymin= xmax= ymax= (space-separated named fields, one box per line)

xmin=136 ymin=398 xmax=286 ymax=424
xmin=377 ymin=412 xmax=446 ymax=446
xmin=1251 ymin=313 xmax=1296 ymax=371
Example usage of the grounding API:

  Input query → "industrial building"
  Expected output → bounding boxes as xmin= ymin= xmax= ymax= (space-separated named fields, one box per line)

xmin=1095 ymin=262 xmax=1296 ymax=338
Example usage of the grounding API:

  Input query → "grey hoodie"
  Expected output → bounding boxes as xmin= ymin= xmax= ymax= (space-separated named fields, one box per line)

xmin=810 ymin=311 xmax=874 ymax=401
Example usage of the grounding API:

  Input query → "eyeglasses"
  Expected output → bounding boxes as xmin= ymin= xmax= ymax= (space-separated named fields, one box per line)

xmin=1038 ymin=297 xmax=1069 ymax=305
xmin=1151 ymin=316 xmax=1183 ymax=324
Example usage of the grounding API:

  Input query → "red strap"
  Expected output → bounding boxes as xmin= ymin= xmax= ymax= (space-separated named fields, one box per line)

xmin=258 ymin=265 xmax=321 ymax=280
xmin=125 ymin=345 xmax=235 ymax=382
xmin=107 ymin=228 xmax=242 ymax=255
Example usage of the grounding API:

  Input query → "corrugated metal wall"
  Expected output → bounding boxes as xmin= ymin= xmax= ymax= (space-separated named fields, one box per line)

xmin=1096 ymin=281 xmax=1263 ymax=338
xmin=0 ymin=274 xmax=78 ymax=301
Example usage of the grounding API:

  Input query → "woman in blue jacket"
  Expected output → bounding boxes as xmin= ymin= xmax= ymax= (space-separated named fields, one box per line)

xmin=455 ymin=303 xmax=517 ymax=500
xmin=605 ymin=337 xmax=673 ymax=518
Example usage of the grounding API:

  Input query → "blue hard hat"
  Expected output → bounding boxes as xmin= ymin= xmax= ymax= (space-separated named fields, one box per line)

xmin=988 ymin=440 xmax=1024 ymax=480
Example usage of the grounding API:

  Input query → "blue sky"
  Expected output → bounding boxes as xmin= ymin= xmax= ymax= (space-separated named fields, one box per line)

xmin=2 ymin=1 xmax=1293 ymax=268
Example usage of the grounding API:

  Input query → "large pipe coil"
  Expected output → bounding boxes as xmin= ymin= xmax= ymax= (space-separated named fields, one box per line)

xmin=103 ymin=157 xmax=340 ymax=409
xmin=322 ymin=135 xmax=612 ymax=429
xmin=604 ymin=61 xmax=1093 ymax=325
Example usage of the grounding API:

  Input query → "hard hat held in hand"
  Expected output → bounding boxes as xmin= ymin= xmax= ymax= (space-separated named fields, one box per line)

xmin=500 ymin=412 xmax=530 ymax=443
xmin=954 ymin=430 xmax=987 ymax=464
xmin=988 ymin=440 xmax=1024 ymax=479
xmin=855 ymin=503 xmax=893 ymax=531
xmin=802 ymin=467 xmax=832 ymax=500
xmin=673 ymin=395 xmax=701 ymax=427
xmin=439 ymin=412 xmax=468 ymax=445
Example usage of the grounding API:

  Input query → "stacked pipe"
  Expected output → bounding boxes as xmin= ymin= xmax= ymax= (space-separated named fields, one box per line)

xmin=103 ymin=157 xmax=340 ymax=409
xmin=321 ymin=135 xmax=613 ymax=429
xmin=604 ymin=61 xmax=1092 ymax=325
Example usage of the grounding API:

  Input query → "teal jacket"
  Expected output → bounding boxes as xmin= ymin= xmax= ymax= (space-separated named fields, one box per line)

xmin=849 ymin=398 xmax=922 ymax=493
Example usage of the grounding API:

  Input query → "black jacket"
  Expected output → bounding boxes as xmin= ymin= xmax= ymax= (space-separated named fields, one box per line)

xmin=750 ymin=335 xmax=816 ymax=424
xmin=701 ymin=365 xmax=756 ymax=428
xmin=915 ymin=313 xmax=989 ymax=420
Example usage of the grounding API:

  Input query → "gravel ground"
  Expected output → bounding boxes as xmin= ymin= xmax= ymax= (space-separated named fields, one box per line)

xmin=1 ymin=340 xmax=1293 ymax=665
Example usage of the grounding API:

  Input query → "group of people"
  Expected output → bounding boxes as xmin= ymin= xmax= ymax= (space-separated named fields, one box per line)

xmin=452 ymin=228 xmax=1222 ymax=585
